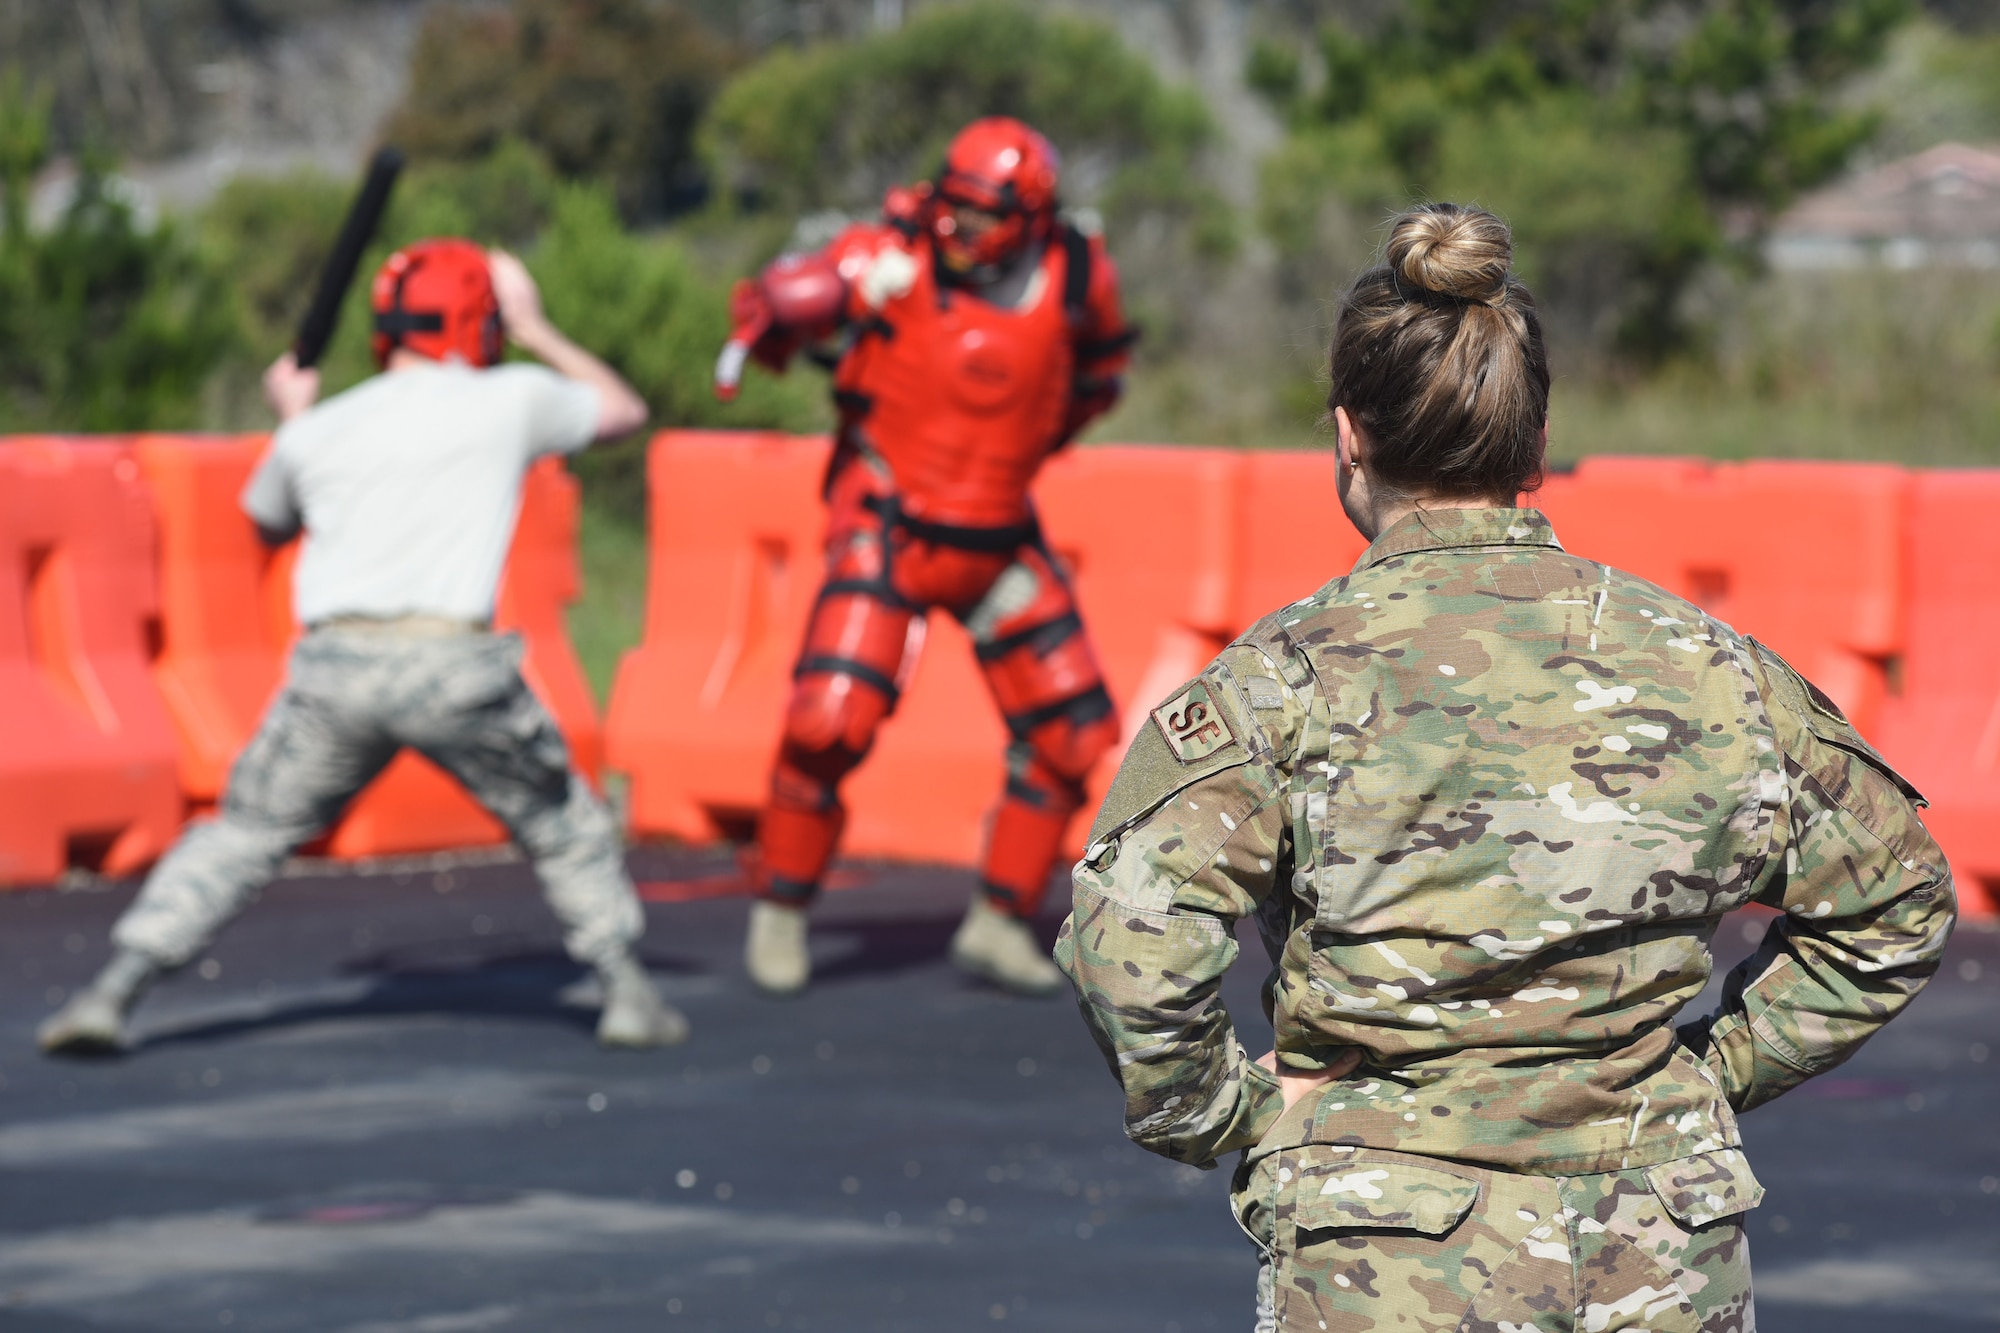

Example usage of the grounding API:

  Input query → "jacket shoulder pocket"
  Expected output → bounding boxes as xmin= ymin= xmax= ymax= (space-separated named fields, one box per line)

xmin=1088 ymin=678 xmax=1252 ymax=852
xmin=1293 ymin=1152 xmax=1480 ymax=1237
xmin=1644 ymin=1148 xmax=1764 ymax=1227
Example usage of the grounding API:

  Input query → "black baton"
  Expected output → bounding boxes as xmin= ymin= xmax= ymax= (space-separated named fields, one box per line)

xmin=293 ymin=145 xmax=405 ymax=369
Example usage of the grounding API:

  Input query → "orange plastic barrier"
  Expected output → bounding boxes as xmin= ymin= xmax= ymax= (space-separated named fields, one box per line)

xmin=132 ymin=434 xmax=600 ymax=860
xmin=611 ymin=437 xmax=1980 ymax=908
xmin=135 ymin=434 xmax=291 ymax=801
xmin=608 ymin=432 xmax=830 ymax=847
xmin=1229 ymin=449 xmax=1371 ymax=625
xmin=1535 ymin=458 xmax=1908 ymax=735
xmin=0 ymin=438 xmax=183 ymax=886
xmin=1872 ymin=472 xmax=2000 ymax=917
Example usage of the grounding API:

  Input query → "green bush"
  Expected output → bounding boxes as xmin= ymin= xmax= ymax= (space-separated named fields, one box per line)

xmin=385 ymin=0 xmax=739 ymax=221
xmin=701 ymin=0 xmax=1230 ymax=355
xmin=528 ymin=181 xmax=823 ymax=510
xmin=704 ymin=2 xmax=1210 ymax=216
xmin=1254 ymin=0 xmax=1909 ymax=364
xmin=0 ymin=79 xmax=234 ymax=431
xmin=196 ymin=141 xmax=819 ymax=516
xmin=192 ymin=140 xmax=567 ymax=421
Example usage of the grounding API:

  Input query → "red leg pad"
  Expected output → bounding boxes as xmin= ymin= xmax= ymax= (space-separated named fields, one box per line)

xmin=982 ymin=792 xmax=1075 ymax=918
xmin=978 ymin=710 xmax=1116 ymax=918
xmin=973 ymin=546 xmax=1113 ymax=722
xmin=757 ymin=795 xmax=847 ymax=897
xmin=782 ymin=660 xmax=899 ymax=757
xmin=756 ymin=609 xmax=907 ymax=899
xmin=1018 ymin=705 xmax=1120 ymax=784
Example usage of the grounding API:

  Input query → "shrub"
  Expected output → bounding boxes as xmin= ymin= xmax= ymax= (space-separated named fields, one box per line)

xmin=701 ymin=1 xmax=1227 ymax=351
xmin=385 ymin=0 xmax=739 ymax=221
xmin=0 ymin=77 xmax=234 ymax=431
xmin=196 ymin=141 xmax=818 ymax=515
xmin=1254 ymin=0 xmax=1910 ymax=365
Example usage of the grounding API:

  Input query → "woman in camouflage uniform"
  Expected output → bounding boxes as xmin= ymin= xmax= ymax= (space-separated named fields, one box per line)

xmin=1057 ymin=203 xmax=1954 ymax=1332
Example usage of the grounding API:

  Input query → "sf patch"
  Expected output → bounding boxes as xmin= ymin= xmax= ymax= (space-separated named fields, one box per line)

xmin=1152 ymin=681 xmax=1235 ymax=763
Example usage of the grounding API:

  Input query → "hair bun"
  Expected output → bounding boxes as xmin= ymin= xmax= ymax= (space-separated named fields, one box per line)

xmin=1386 ymin=203 xmax=1513 ymax=307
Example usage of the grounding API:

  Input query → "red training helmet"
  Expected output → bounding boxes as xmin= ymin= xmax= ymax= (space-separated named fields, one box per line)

xmin=932 ymin=117 xmax=1061 ymax=274
xmin=370 ymin=238 xmax=503 ymax=369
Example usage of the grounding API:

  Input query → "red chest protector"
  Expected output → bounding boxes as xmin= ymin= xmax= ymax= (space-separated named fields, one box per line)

xmin=834 ymin=234 xmax=1078 ymax=530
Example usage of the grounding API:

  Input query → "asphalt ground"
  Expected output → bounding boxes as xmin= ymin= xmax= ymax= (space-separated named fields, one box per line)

xmin=0 ymin=847 xmax=1995 ymax=1332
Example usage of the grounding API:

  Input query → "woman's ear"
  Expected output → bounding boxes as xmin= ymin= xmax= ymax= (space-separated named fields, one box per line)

xmin=1334 ymin=406 xmax=1367 ymax=471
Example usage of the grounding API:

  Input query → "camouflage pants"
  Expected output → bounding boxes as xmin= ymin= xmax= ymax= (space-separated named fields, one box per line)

xmin=1235 ymin=1146 xmax=1756 ymax=1332
xmin=113 ymin=629 xmax=642 ymax=970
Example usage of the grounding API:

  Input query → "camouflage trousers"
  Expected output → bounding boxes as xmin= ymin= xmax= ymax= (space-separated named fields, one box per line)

xmin=1235 ymin=1145 xmax=1756 ymax=1332
xmin=113 ymin=628 xmax=643 ymax=970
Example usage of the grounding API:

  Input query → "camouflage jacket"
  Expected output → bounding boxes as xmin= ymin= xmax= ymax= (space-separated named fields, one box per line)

xmin=1057 ymin=507 xmax=1954 ymax=1174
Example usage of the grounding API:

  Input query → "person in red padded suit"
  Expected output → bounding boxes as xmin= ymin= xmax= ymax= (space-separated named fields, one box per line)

xmin=716 ymin=117 xmax=1136 ymax=996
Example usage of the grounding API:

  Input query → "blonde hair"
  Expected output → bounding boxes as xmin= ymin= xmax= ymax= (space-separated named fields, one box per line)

xmin=1327 ymin=203 xmax=1550 ymax=500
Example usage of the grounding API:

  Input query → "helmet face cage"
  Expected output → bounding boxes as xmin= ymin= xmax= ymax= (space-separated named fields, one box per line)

xmin=370 ymin=239 xmax=502 ymax=369
xmin=931 ymin=117 xmax=1060 ymax=274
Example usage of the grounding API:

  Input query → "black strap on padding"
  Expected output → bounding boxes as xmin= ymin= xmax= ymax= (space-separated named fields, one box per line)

xmin=898 ymin=510 xmax=1038 ymax=553
xmin=793 ymin=653 xmax=901 ymax=702
xmin=861 ymin=492 xmax=1038 ymax=553
xmin=374 ymin=256 xmax=429 ymax=344
xmin=973 ymin=609 xmax=1084 ymax=664
xmin=1004 ymin=682 xmax=1114 ymax=741
xmin=818 ymin=577 xmax=918 ymax=614
xmin=1058 ymin=223 xmax=1091 ymax=327
xmin=1004 ymin=772 xmax=1060 ymax=807
xmin=373 ymin=310 xmax=444 ymax=336
xmin=1076 ymin=328 xmax=1139 ymax=361
xmin=1056 ymin=223 xmax=1139 ymax=360
xmin=765 ymin=873 xmax=820 ymax=904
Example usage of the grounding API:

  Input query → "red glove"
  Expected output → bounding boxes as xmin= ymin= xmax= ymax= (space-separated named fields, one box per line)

xmin=714 ymin=279 xmax=774 ymax=402
xmin=714 ymin=254 xmax=851 ymax=402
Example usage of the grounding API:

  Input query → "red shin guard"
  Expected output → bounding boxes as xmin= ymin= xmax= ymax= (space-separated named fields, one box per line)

xmin=756 ymin=798 xmax=846 ymax=902
xmin=980 ymin=789 xmax=1079 ymax=918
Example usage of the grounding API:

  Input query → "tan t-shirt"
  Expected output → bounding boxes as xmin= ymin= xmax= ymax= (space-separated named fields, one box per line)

xmin=241 ymin=362 xmax=597 ymax=625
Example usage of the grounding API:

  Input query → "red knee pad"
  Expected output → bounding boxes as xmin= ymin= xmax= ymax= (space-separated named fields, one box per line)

xmin=1021 ymin=706 xmax=1119 ymax=784
xmin=783 ymin=669 xmax=896 ymax=762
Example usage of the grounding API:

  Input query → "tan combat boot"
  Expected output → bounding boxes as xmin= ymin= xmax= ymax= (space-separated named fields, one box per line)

xmin=38 ymin=950 xmax=159 ymax=1055
xmin=744 ymin=900 xmax=811 ymax=995
xmin=594 ymin=951 xmax=690 ymax=1048
xmin=950 ymin=897 xmax=1064 ymax=997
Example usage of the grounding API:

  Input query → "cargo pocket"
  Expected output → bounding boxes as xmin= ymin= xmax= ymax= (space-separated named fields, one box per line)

xmin=1275 ymin=1151 xmax=1485 ymax=1331
xmin=1644 ymin=1148 xmax=1765 ymax=1227
xmin=1291 ymin=1151 xmax=1481 ymax=1237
